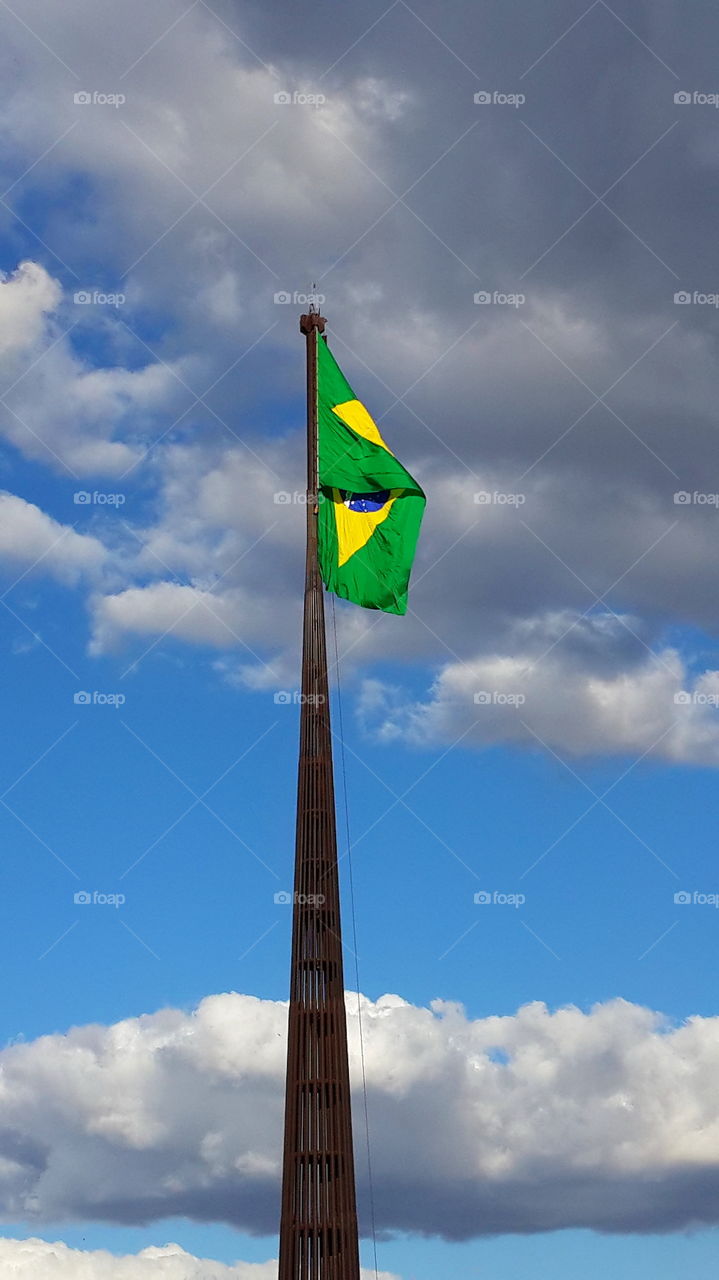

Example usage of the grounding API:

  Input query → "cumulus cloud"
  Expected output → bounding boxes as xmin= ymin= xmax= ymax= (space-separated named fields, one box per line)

xmin=91 ymin=582 xmax=247 ymax=652
xmin=3 ymin=263 xmax=718 ymax=778
xmin=358 ymin=621 xmax=719 ymax=765
xmin=0 ymin=260 xmax=60 ymax=355
xmin=0 ymin=1237 xmax=398 ymax=1279
xmin=1 ymin=991 xmax=719 ymax=1238
xmin=65 ymin=445 xmax=719 ymax=767
xmin=0 ymin=262 xmax=189 ymax=476
xmin=0 ymin=1238 xmax=397 ymax=1279
xmin=1 ymin=1 xmax=719 ymax=768
xmin=0 ymin=0 xmax=409 ymax=364
xmin=0 ymin=1239 xmax=277 ymax=1280
xmin=0 ymin=491 xmax=106 ymax=584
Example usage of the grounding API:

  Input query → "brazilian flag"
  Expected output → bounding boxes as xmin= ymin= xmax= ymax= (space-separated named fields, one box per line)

xmin=316 ymin=335 xmax=425 ymax=615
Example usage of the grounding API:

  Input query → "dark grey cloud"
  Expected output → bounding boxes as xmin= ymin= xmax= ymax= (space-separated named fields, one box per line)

xmin=2 ymin=991 xmax=719 ymax=1239
xmin=1 ymin=0 xmax=718 ymax=749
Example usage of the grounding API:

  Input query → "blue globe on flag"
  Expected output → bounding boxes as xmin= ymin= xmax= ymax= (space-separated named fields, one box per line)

xmin=340 ymin=490 xmax=390 ymax=513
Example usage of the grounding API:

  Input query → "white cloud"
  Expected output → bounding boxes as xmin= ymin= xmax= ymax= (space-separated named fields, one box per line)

xmin=0 ymin=260 xmax=60 ymax=355
xmin=0 ymin=262 xmax=189 ymax=476
xmin=91 ymin=581 xmax=243 ymax=651
xmin=87 ymin=442 xmax=301 ymax=670
xmin=0 ymin=1237 xmax=402 ymax=1280
xmin=0 ymin=1239 xmax=275 ymax=1279
xmin=79 ymin=449 xmax=719 ymax=768
xmin=359 ymin=632 xmax=719 ymax=765
xmin=0 ymin=491 xmax=106 ymax=583
xmin=0 ymin=1 xmax=403 ymax=356
xmin=1 ymin=991 xmax=719 ymax=1237
xmin=89 ymin=582 xmax=285 ymax=669
xmin=0 ymin=6 xmax=718 ymax=761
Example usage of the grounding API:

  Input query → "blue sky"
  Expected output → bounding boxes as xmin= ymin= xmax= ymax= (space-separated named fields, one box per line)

xmin=1 ymin=1 xmax=719 ymax=1277
xmin=4 ymin=566 xmax=718 ymax=1043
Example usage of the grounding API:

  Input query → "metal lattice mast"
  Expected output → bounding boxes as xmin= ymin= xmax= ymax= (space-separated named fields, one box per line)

xmin=277 ymin=310 xmax=361 ymax=1280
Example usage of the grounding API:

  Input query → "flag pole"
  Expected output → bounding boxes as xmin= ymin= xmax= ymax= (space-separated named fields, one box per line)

xmin=277 ymin=309 xmax=361 ymax=1279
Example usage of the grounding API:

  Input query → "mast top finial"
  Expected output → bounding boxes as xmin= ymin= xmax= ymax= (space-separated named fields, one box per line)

xmin=300 ymin=310 xmax=326 ymax=334
xmin=300 ymin=280 xmax=325 ymax=333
